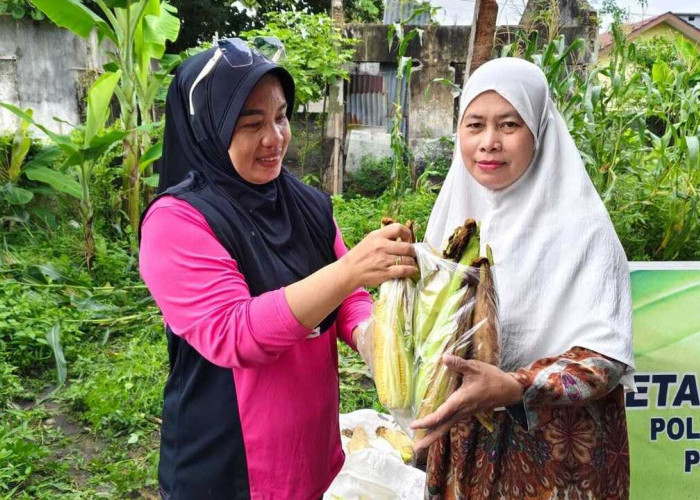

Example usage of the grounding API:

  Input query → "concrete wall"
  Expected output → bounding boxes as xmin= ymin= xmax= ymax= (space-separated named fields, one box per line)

xmin=344 ymin=23 xmax=596 ymax=143
xmin=0 ymin=16 xmax=103 ymax=136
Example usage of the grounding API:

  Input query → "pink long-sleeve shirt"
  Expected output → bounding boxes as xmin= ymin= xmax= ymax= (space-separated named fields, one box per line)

xmin=140 ymin=195 xmax=372 ymax=499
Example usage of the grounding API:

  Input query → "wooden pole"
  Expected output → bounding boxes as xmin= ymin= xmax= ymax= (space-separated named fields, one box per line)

xmin=464 ymin=0 xmax=498 ymax=84
xmin=326 ymin=0 xmax=344 ymax=195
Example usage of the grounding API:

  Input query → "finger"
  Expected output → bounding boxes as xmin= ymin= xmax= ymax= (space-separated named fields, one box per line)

xmin=442 ymin=354 xmax=479 ymax=374
xmin=387 ymin=265 xmax=420 ymax=280
xmin=413 ymin=415 xmax=460 ymax=452
xmin=389 ymin=255 xmax=417 ymax=268
xmin=410 ymin=391 xmax=464 ymax=430
xmin=384 ymin=240 xmax=416 ymax=257
xmin=380 ymin=223 xmax=414 ymax=243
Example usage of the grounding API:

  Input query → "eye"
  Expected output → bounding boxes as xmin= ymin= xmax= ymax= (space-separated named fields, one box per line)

xmin=242 ymin=121 xmax=261 ymax=129
xmin=276 ymin=114 xmax=288 ymax=123
xmin=501 ymin=121 xmax=519 ymax=129
xmin=465 ymin=122 xmax=483 ymax=130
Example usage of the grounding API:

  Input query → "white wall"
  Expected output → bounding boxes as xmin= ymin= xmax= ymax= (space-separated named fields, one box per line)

xmin=0 ymin=16 xmax=104 ymax=136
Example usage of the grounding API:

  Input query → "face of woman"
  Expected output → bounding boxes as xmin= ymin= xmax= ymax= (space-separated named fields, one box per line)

xmin=459 ymin=90 xmax=535 ymax=190
xmin=228 ymin=75 xmax=291 ymax=184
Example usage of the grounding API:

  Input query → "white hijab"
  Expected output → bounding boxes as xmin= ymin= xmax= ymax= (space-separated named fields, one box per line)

xmin=425 ymin=58 xmax=635 ymax=388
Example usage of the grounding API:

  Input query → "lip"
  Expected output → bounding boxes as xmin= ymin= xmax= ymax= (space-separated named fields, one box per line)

xmin=256 ymin=153 xmax=282 ymax=168
xmin=477 ymin=160 xmax=505 ymax=171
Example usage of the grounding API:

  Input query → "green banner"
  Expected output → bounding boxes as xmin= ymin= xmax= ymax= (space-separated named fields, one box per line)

xmin=628 ymin=263 xmax=700 ymax=499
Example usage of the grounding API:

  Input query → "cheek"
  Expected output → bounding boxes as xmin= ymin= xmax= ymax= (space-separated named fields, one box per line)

xmin=228 ymin=136 xmax=254 ymax=168
xmin=459 ymin=135 xmax=477 ymax=168
xmin=281 ymin=124 xmax=291 ymax=148
xmin=459 ymin=128 xmax=474 ymax=161
xmin=512 ymin=133 xmax=535 ymax=172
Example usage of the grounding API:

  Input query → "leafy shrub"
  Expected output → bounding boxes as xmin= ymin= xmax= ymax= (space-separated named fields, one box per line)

xmin=0 ymin=407 xmax=56 ymax=497
xmin=343 ymin=155 xmax=393 ymax=199
xmin=0 ymin=357 xmax=23 ymax=408
xmin=333 ymin=188 xmax=437 ymax=247
xmin=63 ymin=335 xmax=166 ymax=436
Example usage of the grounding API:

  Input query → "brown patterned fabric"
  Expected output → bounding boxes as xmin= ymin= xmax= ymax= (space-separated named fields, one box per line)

xmin=425 ymin=347 xmax=629 ymax=499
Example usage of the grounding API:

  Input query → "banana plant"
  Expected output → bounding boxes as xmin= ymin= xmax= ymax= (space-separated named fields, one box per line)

xmin=31 ymin=0 xmax=180 ymax=234
xmin=1 ymin=70 xmax=125 ymax=269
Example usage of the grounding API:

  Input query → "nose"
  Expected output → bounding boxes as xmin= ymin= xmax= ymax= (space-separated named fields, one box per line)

xmin=480 ymin=127 xmax=501 ymax=152
xmin=261 ymin=121 xmax=284 ymax=148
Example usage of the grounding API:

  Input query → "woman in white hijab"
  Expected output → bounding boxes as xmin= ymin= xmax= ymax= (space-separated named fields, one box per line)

xmin=410 ymin=58 xmax=635 ymax=499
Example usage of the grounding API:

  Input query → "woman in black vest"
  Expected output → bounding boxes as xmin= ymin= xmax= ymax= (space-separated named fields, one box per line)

xmin=139 ymin=39 xmax=416 ymax=499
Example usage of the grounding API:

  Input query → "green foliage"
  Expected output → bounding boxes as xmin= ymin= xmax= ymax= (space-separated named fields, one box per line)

xmin=63 ymin=335 xmax=166 ymax=435
xmin=0 ymin=0 xmax=44 ymax=20
xmin=85 ymin=439 xmax=159 ymax=496
xmin=0 ymin=408 xmax=54 ymax=497
xmin=32 ymin=0 xmax=180 ymax=233
xmin=0 ymin=277 xmax=85 ymax=374
xmin=500 ymin=31 xmax=700 ymax=260
xmin=345 ymin=0 xmax=383 ymax=23
xmin=333 ymin=188 xmax=437 ymax=247
xmin=0 ymin=358 xmax=23 ymax=409
xmin=0 ymin=227 xmax=165 ymax=497
xmin=1 ymin=80 xmax=125 ymax=267
xmin=0 ymin=114 xmax=77 ymax=211
xmin=344 ymin=156 xmax=393 ymax=199
xmin=632 ymin=36 xmax=677 ymax=72
xmin=241 ymin=11 xmax=356 ymax=108
xmin=333 ymin=195 xmax=383 ymax=248
xmin=384 ymin=3 xmax=439 ymax=214
xmin=338 ymin=343 xmax=385 ymax=413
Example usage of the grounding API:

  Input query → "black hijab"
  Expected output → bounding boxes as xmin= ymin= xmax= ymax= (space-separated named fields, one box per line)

xmin=145 ymin=44 xmax=338 ymax=331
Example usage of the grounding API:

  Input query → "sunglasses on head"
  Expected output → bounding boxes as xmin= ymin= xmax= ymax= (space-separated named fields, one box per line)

xmin=188 ymin=36 xmax=286 ymax=116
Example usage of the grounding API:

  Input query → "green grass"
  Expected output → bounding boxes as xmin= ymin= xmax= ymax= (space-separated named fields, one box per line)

xmin=0 ymin=221 xmax=383 ymax=498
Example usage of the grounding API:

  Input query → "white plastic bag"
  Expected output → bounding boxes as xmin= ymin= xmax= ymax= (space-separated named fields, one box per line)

xmin=324 ymin=410 xmax=425 ymax=500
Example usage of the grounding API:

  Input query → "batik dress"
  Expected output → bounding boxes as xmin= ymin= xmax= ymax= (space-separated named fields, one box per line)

xmin=426 ymin=347 xmax=629 ymax=500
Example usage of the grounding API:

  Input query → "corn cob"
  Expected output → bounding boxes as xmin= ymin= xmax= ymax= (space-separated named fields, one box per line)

xmin=376 ymin=426 xmax=414 ymax=463
xmin=413 ymin=220 xmax=480 ymax=422
xmin=373 ymin=288 xmax=412 ymax=408
xmin=470 ymin=255 xmax=500 ymax=432
xmin=371 ymin=218 xmax=415 ymax=409
xmin=347 ymin=426 xmax=371 ymax=453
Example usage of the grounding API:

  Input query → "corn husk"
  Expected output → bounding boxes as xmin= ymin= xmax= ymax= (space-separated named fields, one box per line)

xmin=367 ymin=218 xmax=500 ymax=437
xmin=370 ymin=219 xmax=415 ymax=412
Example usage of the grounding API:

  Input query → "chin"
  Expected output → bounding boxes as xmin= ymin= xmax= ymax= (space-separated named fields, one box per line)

xmin=249 ymin=166 xmax=282 ymax=185
xmin=470 ymin=171 xmax=504 ymax=190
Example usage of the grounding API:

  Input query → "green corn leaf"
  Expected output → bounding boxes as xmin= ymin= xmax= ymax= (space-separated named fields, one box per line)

xmin=46 ymin=324 xmax=67 ymax=387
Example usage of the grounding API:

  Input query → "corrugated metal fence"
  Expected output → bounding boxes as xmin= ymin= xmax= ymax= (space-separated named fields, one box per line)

xmin=346 ymin=66 xmax=409 ymax=134
xmin=383 ymin=0 xmax=431 ymax=25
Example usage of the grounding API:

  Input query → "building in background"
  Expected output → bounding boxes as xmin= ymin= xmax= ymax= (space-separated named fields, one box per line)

xmin=598 ymin=11 xmax=700 ymax=64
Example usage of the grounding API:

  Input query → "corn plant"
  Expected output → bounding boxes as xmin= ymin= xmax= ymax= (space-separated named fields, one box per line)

xmin=385 ymin=2 xmax=437 ymax=216
xmin=500 ymin=30 xmax=700 ymax=260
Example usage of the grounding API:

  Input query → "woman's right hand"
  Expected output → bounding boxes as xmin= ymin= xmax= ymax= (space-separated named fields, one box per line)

xmin=339 ymin=223 xmax=418 ymax=289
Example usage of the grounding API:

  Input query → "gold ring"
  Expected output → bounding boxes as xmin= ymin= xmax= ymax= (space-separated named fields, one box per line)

xmin=395 ymin=256 xmax=402 ymax=266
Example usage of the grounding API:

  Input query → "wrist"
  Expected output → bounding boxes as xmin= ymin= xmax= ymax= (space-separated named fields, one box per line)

xmin=502 ymin=372 xmax=524 ymax=406
xmin=335 ymin=257 xmax=360 ymax=293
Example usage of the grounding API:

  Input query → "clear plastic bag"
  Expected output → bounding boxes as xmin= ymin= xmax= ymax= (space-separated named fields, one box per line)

xmin=365 ymin=220 xmax=500 ymax=438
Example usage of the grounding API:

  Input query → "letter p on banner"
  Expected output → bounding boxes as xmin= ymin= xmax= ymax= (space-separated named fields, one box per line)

xmin=686 ymin=450 xmax=700 ymax=473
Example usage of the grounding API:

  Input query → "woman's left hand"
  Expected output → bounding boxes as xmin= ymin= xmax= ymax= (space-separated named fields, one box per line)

xmin=410 ymin=354 xmax=524 ymax=451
